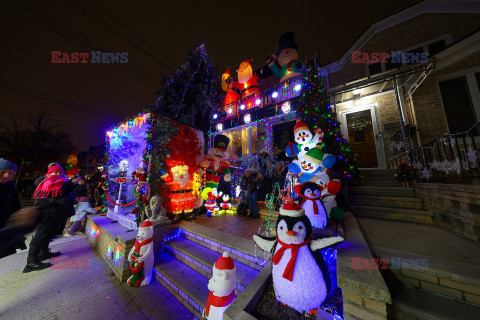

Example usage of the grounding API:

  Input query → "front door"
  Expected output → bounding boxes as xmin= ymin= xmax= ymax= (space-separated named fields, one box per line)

xmin=340 ymin=105 xmax=385 ymax=168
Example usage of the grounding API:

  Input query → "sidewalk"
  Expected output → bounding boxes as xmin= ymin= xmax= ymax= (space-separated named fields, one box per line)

xmin=0 ymin=235 xmax=195 ymax=320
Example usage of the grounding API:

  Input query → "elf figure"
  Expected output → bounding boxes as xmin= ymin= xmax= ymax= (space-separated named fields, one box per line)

xmin=201 ymin=134 xmax=231 ymax=190
xmin=161 ymin=159 xmax=196 ymax=223
xmin=266 ymin=32 xmax=306 ymax=83
xmin=221 ymin=67 xmax=241 ymax=107
xmin=203 ymin=252 xmax=236 ymax=320
xmin=127 ymin=220 xmax=154 ymax=287
xmin=226 ymin=59 xmax=261 ymax=99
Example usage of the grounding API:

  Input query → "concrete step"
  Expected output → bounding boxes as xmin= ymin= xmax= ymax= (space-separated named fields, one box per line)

xmin=349 ymin=194 xmax=424 ymax=210
xmin=387 ymin=282 xmax=480 ymax=320
xmin=350 ymin=205 xmax=434 ymax=225
xmin=154 ymin=252 xmax=209 ymax=319
xmin=370 ymin=244 xmax=480 ymax=306
xmin=356 ymin=177 xmax=403 ymax=187
xmin=165 ymin=236 xmax=260 ymax=292
xmin=178 ymin=223 xmax=267 ymax=271
xmin=349 ymin=186 xmax=416 ymax=197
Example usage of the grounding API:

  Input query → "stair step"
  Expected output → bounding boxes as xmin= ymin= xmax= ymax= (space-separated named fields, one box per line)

xmin=361 ymin=169 xmax=396 ymax=177
xmin=387 ymin=282 xmax=480 ymax=320
xmin=179 ymin=223 xmax=267 ymax=270
xmin=350 ymin=205 xmax=433 ymax=225
xmin=356 ymin=178 xmax=403 ymax=187
xmin=165 ymin=237 xmax=260 ymax=291
xmin=154 ymin=252 xmax=209 ymax=317
xmin=349 ymin=186 xmax=415 ymax=197
xmin=349 ymin=195 xmax=424 ymax=210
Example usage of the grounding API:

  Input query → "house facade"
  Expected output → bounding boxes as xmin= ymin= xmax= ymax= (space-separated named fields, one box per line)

xmin=320 ymin=0 xmax=480 ymax=170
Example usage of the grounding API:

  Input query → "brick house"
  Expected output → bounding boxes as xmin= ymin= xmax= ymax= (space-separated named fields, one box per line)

xmin=322 ymin=0 xmax=480 ymax=243
xmin=319 ymin=0 xmax=480 ymax=170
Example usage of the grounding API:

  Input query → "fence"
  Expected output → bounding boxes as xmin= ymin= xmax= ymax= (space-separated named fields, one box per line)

xmin=408 ymin=121 xmax=480 ymax=181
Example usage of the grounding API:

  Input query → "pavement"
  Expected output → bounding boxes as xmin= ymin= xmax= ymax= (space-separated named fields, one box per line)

xmin=356 ymin=217 xmax=480 ymax=266
xmin=0 ymin=235 xmax=195 ymax=320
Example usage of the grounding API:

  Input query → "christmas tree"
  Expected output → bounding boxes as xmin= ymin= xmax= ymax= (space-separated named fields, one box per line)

xmin=155 ymin=44 xmax=221 ymax=134
xmin=299 ymin=66 xmax=358 ymax=181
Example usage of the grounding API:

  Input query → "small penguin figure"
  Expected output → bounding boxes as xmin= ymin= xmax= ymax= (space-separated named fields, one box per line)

xmin=253 ymin=203 xmax=343 ymax=315
xmin=294 ymin=182 xmax=328 ymax=229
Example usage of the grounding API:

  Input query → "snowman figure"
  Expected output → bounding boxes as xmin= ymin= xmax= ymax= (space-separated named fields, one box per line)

xmin=266 ymin=32 xmax=306 ymax=83
xmin=286 ymin=121 xmax=324 ymax=160
xmin=253 ymin=203 xmax=343 ymax=315
xmin=294 ymin=182 xmax=328 ymax=229
xmin=289 ymin=145 xmax=336 ymax=184
xmin=203 ymin=252 xmax=236 ymax=320
xmin=127 ymin=220 xmax=154 ymax=287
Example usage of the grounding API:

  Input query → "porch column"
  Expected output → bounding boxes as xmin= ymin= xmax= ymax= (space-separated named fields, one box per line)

xmin=241 ymin=128 xmax=249 ymax=157
xmin=248 ymin=126 xmax=253 ymax=157
xmin=266 ymin=121 xmax=273 ymax=154
xmin=393 ymin=77 xmax=411 ymax=164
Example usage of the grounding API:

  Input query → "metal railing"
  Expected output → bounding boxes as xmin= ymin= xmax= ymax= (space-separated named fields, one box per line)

xmin=221 ymin=76 xmax=304 ymax=119
xmin=409 ymin=122 xmax=480 ymax=181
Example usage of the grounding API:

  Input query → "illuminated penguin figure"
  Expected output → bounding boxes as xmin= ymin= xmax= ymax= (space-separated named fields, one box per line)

xmin=253 ymin=203 xmax=343 ymax=315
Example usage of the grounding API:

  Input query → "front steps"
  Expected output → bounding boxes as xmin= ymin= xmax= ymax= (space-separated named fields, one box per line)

xmin=350 ymin=169 xmax=433 ymax=225
xmin=153 ymin=223 xmax=263 ymax=319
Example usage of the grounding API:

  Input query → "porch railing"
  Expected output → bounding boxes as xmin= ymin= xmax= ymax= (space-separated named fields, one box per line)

xmin=408 ymin=121 xmax=480 ymax=181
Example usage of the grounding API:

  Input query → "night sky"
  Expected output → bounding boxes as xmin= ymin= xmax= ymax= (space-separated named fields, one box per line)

xmin=0 ymin=0 xmax=417 ymax=151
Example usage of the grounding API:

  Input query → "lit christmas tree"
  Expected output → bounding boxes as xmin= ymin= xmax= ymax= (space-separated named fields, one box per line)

xmin=299 ymin=66 xmax=358 ymax=181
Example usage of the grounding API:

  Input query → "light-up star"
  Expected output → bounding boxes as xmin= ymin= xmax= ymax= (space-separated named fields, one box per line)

xmin=419 ymin=168 xmax=433 ymax=180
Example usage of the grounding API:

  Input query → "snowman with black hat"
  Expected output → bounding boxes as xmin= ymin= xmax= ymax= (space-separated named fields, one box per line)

xmin=266 ymin=32 xmax=306 ymax=83
xmin=253 ymin=202 xmax=343 ymax=315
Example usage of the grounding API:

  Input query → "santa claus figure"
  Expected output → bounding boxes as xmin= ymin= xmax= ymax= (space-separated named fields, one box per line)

xmin=201 ymin=134 xmax=231 ymax=191
xmin=226 ymin=59 xmax=260 ymax=99
xmin=161 ymin=159 xmax=196 ymax=223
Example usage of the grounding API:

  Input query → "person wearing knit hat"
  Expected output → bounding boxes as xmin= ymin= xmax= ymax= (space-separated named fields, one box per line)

xmin=204 ymin=252 xmax=236 ymax=320
xmin=0 ymin=158 xmax=21 ymax=258
xmin=24 ymin=163 xmax=80 ymax=273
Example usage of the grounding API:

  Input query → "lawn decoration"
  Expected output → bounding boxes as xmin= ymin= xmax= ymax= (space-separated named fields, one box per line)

xmin=127 ymin=220 xmax=154 ymax=287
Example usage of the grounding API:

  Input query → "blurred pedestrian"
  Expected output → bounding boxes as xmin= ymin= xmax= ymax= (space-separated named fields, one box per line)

xmin=0 ymin=207 xmax=40 ymax=257
xmin=64 ymin=196 xmax=97 ymax=237
xmin=0 ymin=158 xmax=22 ymax=258
xmin=248 ymin=168 xmax=271 ymax=219
xmin=24 ymin=164 xmax=79 ymax=273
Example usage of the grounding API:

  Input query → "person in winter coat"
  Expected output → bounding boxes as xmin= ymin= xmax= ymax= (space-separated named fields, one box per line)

xmin=271 ymin=161 xmax=288 ymax=189
xmin=0 ymin=158 xmax=22 ymax=258
xmin=34 ymin=162 xmax=61 ymax=186
xmin=0 ymin=207 xmax=39 ymax=258
xmin=64 ymin=196 xmax=97 ymax=237
xmin=24 ymin=164 xmax=79 ymax=273
xmin=248 ymin=169 xmax=271 ymax=218
xmin=73 ymin=178 xmax=88 ymax=199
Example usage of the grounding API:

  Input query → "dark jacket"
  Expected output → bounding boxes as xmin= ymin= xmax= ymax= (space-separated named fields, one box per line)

xmin=34 ymin=175 xmax=46 ymax=187
xmin=240 ymin=174 xmax=256 ymax=192
xmin=271 ymin=168 xmax=288 ymax=189
xmin=254 ymin=176 xmax=272 ymax=201
xmin=34 ymin=181 xmax=76 ymax=219
xmin=73 ymin=183 xmax=88 ymax=198
xmin=0 ymin=182 xmax=21 ymax=229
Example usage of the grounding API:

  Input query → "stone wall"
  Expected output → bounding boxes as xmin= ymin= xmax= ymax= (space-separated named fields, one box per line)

xmin=415 ymin=183 xmax=480 ymax=242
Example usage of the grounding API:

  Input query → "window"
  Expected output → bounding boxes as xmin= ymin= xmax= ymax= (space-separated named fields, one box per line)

xmin=439 ymin=76 xmax=477 ymax=133
xmin=428 ymin=40 xmax=447 ymax=56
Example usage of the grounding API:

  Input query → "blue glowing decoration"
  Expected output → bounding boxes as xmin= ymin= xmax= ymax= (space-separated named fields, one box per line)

xmin=255 ymin=99 xmax=261 ymax=106
xmin=294 ymin=84 xmax=302 ymax=91
xmin=272 ymin=91 xmax=278 ymax=98
xmin=240 ymin=104 xmax=246 ymax=110
xmin=213 ymin=113 xmax=218 ymax=119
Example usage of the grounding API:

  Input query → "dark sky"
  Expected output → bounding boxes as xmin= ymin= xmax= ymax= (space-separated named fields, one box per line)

xmin=0 ymin=0 xmax=417 ymax=151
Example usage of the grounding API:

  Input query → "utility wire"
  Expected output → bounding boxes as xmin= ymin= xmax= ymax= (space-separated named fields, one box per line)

xmin=0 ymin=81 xmax=123 ymax=120
xmin=0 ymin=0 xmax=163 ymax=86
xmin=63 ymin=0 xmax=176 ymax=72
xmin=85 ymin=0 xmax=179 ymax=68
